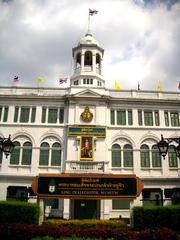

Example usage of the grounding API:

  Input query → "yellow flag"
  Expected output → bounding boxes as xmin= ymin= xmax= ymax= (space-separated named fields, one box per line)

xmin=37 ymin=76 xmax=44 ymax=83
xmin=157 ymin=82 xmax=161 ymax=92
xmin=115 ymin=81 xmax=121 ymax=90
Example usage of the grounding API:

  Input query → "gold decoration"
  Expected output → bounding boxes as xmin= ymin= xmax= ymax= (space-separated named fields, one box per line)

xmin=80 ymin=106 xmax=93 ymax=122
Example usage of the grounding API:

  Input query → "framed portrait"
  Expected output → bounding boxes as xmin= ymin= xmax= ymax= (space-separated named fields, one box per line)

xmin=80 ymin=136 xmax=94 ymax=160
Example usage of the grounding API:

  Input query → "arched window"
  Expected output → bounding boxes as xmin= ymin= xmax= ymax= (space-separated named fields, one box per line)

xmin=51 ymin=142 xmax=61 ymax=166
xmin=22 ymin=142 xmax=32 ymax=165
xmin=39 ymin=140 xmax=62 ymax=167
xmin=96 ymin=54 xmax=101 ymax=68
xmin=76 ymin=52 xmax=81 ymax=67
xmin=140 ymin=144 xmax=150 ymax=167
xmin=10 ymin=141 xmax=20 ymax=165
xmin=124 ymin=144 xmax=133 ymax=167
xmin=168 ymin=145 xmax=177 ymax=167
xmin=84 ymin=51 xmax=92 ymax=66
xmin=152 ymin=144 xmax=161 ymax=167
xmin=39 ymin=142 xmax=49 ymax=166
xmin=112 ymin=144 xmax=121 ymax=167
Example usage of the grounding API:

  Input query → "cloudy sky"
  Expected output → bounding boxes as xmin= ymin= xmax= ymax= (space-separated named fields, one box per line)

xmin=0 ymin=0 xmax=180 ymax=91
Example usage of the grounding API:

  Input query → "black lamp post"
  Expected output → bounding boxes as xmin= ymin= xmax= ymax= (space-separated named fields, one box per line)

xmin=157 ymin=134 xmax=180 ymax=159
xmin=0 ymin=135 xmax=15 ymax=158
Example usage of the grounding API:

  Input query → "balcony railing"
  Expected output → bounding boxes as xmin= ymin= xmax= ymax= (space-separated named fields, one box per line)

xmin=65 ymin=160 xmax=109 ymax=173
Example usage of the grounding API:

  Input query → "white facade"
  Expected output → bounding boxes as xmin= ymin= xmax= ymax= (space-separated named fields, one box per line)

xmin=0 ymin=31 xmax=180 ymax=220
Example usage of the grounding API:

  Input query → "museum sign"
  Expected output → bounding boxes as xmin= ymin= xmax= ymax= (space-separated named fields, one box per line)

xmin=32 ymin=173 xmax=143 ymax=199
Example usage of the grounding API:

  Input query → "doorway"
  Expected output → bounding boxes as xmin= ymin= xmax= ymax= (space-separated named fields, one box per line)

xmin=72 ymin=199 xmax=100 ymax=219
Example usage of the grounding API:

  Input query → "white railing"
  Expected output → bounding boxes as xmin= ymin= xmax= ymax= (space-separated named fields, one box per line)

xmin=65 ymin=160 xmax=109 ymax=173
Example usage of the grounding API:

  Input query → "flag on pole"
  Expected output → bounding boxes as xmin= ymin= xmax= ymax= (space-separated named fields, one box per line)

xmin=37 ymin=76 xmax=44 ymax=83
xmin=13 ymin=76 xmax=19 ymax=82
xmin=115 ymin=81 xmax=121 ymax=90
xmin=157 ymin=82 xmax=161 ymax=92
xmin=178 ymin=82 xmax=180 ymax=90
xmin=59 ymin=77 xmax=68 ymax=84
xmin=89 ymin=8 xmax=98 ymax=16
xmin=138 ymin=82 xmax=140 ymax=90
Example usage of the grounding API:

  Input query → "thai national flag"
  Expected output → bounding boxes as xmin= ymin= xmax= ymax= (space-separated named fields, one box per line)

xmin=59 ymin=77 xmax=68 ymax=84
xmin=89 ymin=8 xmax=98 ymax=16
xmin=14 ymin=76 xmax=19 ymax=82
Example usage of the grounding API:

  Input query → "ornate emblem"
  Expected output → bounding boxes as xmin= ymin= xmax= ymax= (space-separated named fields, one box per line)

xmin=80 ymin=106 xmax=93 ymax=122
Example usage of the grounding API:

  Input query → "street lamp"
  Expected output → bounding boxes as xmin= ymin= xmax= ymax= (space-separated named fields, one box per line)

xmin=157 ymin=135 xmax=180 ymax=159
xmin=0 ymin=135 xmax=15 ymax=158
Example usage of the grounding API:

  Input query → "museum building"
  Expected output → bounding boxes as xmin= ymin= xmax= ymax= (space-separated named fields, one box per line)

xmin=0 ymin=30 xmax=180 ymax=220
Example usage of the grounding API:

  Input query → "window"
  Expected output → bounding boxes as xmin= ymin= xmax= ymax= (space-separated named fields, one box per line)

xmin=7 ymin=186 xmax=28 ymax=202
xmin=84 ymin=51 xmax=92 ymax=66
xmin=170 ymin=112 xmax=179 ymax=126
xmin=140 ymin=144 xmax=150 ymax=167
xmin=142 ymin=189 xmax=163 ymax=206
xmin=110 ymin=110 xmax=115 ymax=125
xmin=117 ymin=110 xmax=126 ymax=125
xmin=41 ymin=107 xmax=64 ymax=124
xmin=10 ymin=141 xmax=32 ymax=165
xmin=39 ymin=142 xmax=49 ymax=166
xmin=112 ymin=144 xmax=121 ymax=167
xmin=123 ymin=144 xmax=133 ymax=167
xmin=39 ymin=140 xmax=62 ymax=167
xmin=0 ymin=150 xmax=2 ymax=164
xmin=51 ymin=143 xmax=61 ymax=166
xmin=14 ymin=106 xmax=36 ymax=123
xmin=0 ymin=106 xmax=9 ymax=122
xmin=20 ymin=107 xmax=30 ymax=122
xmin=152 ymin=145 xmax=161 ymax=167
xmin=154 ymin=111 xmax=160 ymax=126
xmin=144 ymin=111 xmax=153 ymax=126
xmin=112 ymin=200 xmax=130 ymax=209
xmin=22 ymin=142 xmax=32 ymax=165
xmin=164 ymin=111 xmax=169 ymax=126
xmin=168 ymin=145 xmax=177 ymax=167
xmin=128 ymin=110 xmax=133 ymax=125
xmin=138 ymin=110 xmax=142 ymax=125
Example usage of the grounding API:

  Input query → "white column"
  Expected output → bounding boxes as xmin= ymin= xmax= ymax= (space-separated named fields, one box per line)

xmin=63 ymin=199 xmax=70 ymax=219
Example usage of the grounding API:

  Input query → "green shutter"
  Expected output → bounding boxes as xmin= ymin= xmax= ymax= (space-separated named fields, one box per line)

xmin=168 ymin=145 xmax=177 ymax=167
xmin=48 ymin=108 xmax=57 ymax=123
xmin=152 ymin=145 xmax=161 ymax=167
xmin=110 ymin=110 xmax=115 ymax=125
xmin=10 ymin=142 xmax=20 ymax=165
xmin=112 ymin=144 xmax=121 ymax=167
xmin=140 ymin=145 xmax=150 ymax=167
xmin=39 ymin=142 xmax=49 ymax=165
xmin=20 ymin=107 xmax=30 ymax=122
xmin=51 ymin=143 xmax=61 ymax=166
xmin=138 ymin=110 xmax=142 ymax=125
xmin=59 ymin=108 xmax=64 ymax=123
xmin=14 ymin=107 xmax=19 ymax=122
xmin=128 ymin=110 xmax=133 ymax=125
xmin=164 ymin=111 xmax=169 ymax=126
xmin=124 ymin=144 xmax=133 ymax=167
xmin=3 ymin=107 xmax=9 ymax=122
xmin=22 ymin=142 xmax=32 ymax=165
xmin=31 ymin=107 xmax=36 ymax=123
xmin=117 ymin=110 xmax=126 ymax=125
xmin=155 ymin=111 xmax=160 ymax=126
xmin=41 ymin=107 xmax=46 ymax=123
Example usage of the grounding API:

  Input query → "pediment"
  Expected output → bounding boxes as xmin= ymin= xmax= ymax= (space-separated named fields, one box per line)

xmin=73 ymin=89 xmax=102 ymax=98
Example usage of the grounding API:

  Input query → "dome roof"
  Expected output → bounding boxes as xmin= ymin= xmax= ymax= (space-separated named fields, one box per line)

xmin=78 ymin=32 xmax=99 ymax=46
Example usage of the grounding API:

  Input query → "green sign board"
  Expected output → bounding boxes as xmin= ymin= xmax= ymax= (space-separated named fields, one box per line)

xmin=68 ymin=127 xmax=106 ymax=137
xmin=32 ymin=174 xmax=143 ymax=199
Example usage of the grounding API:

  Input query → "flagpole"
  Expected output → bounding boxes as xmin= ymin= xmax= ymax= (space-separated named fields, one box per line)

xmin=88 ymin=10 xmax=90 ymax=33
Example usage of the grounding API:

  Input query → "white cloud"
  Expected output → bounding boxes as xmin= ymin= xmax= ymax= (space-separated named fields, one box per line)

xmin=0 ymin=0 xmax=179 ymax=91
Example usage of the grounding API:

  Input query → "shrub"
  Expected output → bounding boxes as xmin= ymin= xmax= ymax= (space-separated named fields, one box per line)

xmin=132 ymin=205 xmax=180 ymax=231
xmin=0 ymin=201 xmax=40 ymax=224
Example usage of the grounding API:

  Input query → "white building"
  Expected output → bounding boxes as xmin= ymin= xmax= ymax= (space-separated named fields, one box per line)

xmin=0 ymin=30 xmax=180 ymax=220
